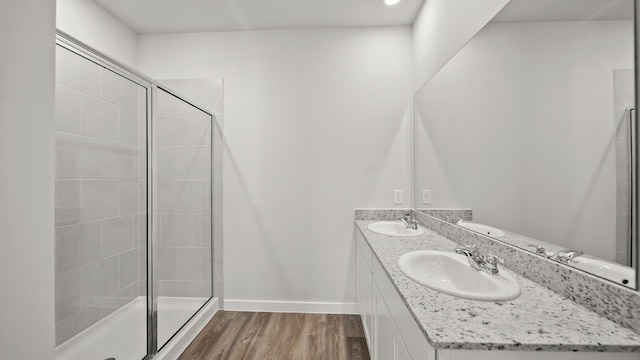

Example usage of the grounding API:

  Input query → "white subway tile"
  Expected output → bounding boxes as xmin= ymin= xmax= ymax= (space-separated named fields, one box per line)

xmin=81 ymin=94 xmax=119 ymax=141
xmin=81 ymin=180 xmax=119 ymax=221
xmin=101 ymin=68 xmax=134 ymax=109
xmin=158 ymin=214 xmax=192 ymax=247
xmin=119 ymin=248 xmax=139 ymax=288
xmin=193 ymin=214 xmax=212 ymax=247
xmin=80 ymin=222 xmax=101 ymax=266
xmin=157 ymin=180 xmax=178 ymax=213
xmin=173 ymin=113 xmax=211 ymax=146
xmin=55 ymin=208 xmax=83 ymax=227
xmin=102 ymin=216 xmax=134 ymax=257
xmin=118 ymin=107 xmax=138 ymax=145
xmin=102 ymin=141 xmax=136 ymax=179
xmin=55 ymin=47 xmax=100 ymax=97
xmin=55 ymin=269 xmax=81 ymax=320
xmin=176 ymin=248 xmax=211 ymax=282
xmin=157 ymin=280 xmax=190 ymax=297
xmin=158 ymin=146 xmax=192 ymax=179
xmin=119 ymin=180 xmax=139 ymax=216
xmin=176 ymin=180 xmax=210 ymax=213
xmin=55 ymin=180 xmax=81 ymax=208
xmin=55 ymin=226 xmax=82 ymax=274
xmin=55 ymin=85 xmax=82 ymax=134
xmin=157 ymin=247 xmax=177 ymax=281
xmin=191 ymin=146 xmax=212 ymax=180
xmin=55 ymin=133 xmax=102 ymax=179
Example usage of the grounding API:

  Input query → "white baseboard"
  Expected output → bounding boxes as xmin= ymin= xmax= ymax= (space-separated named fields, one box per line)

xmin=224 ymin=299 xmax=359 ymax=314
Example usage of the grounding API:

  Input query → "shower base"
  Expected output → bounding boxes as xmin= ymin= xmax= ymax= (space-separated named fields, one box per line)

xmin=55 ymin=296 xmax=217 ymax=360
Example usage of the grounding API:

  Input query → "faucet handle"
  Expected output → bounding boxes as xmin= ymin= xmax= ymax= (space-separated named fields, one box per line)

xmin=463 ymin=245 xmax=479 ymax=256
xmin=486 ymin=253 xmax=505 ymax=266
xmin=483 ymin=253 xmax=505 ymax=275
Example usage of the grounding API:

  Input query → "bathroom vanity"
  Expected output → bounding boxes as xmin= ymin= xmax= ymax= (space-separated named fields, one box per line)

xmin=355 ymin=216 xmax=640 ymax=360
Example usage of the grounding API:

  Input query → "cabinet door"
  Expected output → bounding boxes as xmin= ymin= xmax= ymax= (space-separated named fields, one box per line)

xmin=364 ymin=261 xmax=374 ymax=356
xmin=357 ymin=239 xmax=374 ymax=354
xmin=357 ymin=245 xmax=365 ymax=315
xmin=375 ymin=287 xmax=395 ymax=360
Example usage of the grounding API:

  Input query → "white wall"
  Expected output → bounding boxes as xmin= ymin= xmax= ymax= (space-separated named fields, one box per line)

xmin=138 ymin=27 xmax=413 ymax=311
xmin=412 ymin=0 xmax=510 ymax=91
xmin=0 ymin=0 xmax=56 ymax=358
xmin=414 ymin=20 xmax=633 ymax=261
xmin=57 ymin=0 xmax=138 ymax=67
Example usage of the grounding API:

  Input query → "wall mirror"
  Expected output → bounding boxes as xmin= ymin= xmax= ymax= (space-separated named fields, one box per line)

xmin=413 ymin=0 xmax=638 ymax=288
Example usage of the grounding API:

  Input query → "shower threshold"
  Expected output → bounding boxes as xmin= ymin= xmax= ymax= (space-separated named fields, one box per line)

xmin=55 ymin=296 xmax=216 ymax=360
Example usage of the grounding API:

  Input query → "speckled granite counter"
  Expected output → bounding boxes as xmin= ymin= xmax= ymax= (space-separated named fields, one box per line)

xmin=355 ymin=220 xmax=640 ymax=352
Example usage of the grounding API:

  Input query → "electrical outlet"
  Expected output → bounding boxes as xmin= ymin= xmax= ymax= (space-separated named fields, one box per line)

xmin=422 ymin=190 xmax=431 ymax=204
xmin=394 ymin=190 xmax=403 ymax=204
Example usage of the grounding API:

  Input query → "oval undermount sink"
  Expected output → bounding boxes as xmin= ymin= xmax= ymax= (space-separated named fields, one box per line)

xmin=457 ymin=221 xmax=505 ymax=238
xmin=398 ymin=250 xmax=521 ymax=301
xmin=368 ymin=221 xmax=425 ymax=237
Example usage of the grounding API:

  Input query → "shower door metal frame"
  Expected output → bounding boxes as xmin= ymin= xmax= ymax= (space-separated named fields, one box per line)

xmin=55 ymin=30 xmax=216 ymax=360
xmin=634 ymin=0 xmax=640 ymax=288
xmin=151 ymin=86 xmax=216 ymax=355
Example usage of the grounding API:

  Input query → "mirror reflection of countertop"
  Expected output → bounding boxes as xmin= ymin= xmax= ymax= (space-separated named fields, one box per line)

xmin=355 ymin=220 xmax=640 ymax=352
xmin=487 ymin=228 xmax=636 ymax=287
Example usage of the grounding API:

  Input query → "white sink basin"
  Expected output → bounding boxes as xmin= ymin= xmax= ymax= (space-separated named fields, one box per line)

xmin=398 ymin=250 xmax=521 ymax=301
xmin=368 ymin=221 xmax=425 ymax=237
xmin=567 ymin=257 xmax=635 ymax=286
xmin=457 ymin=221 xmax=505 ymax=238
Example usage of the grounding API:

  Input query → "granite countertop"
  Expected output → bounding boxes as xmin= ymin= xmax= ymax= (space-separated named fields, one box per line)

xmin=355 ymin=220 xmax=640 ymax=352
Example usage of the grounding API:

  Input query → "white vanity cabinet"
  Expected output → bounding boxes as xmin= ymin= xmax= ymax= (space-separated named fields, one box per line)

xmin=356 ymin=230 xmax=436 ymax=360
xmin=355 ymin=228 xmax=639 ymax=360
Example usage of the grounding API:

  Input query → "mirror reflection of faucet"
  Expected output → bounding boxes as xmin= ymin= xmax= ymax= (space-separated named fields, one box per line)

xmin=527 ymin=244 xmax=583 ymax=263
xmin=445 ymin=215 xmax=464 ymax=224
xmin=527 ymin=244 xmax=547 ymax=257
xmin=549 ymin=249 xmax=584 ymax=263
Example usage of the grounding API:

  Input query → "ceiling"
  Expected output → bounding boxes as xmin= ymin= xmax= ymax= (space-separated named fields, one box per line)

xmin=94 ymin=0 xmax=426 ymax=34
xmin=492 ymin=0 xmax=633 ymax=22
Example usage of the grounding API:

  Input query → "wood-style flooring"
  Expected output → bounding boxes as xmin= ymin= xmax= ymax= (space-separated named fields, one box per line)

xmin=178 ymin=311 xmax=371 ymax=360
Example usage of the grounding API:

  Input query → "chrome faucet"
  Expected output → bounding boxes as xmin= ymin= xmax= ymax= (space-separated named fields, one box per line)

xmin=454 ymin=246 xmax=505 ymax=275
xmin=454 ymin=246 xmax=483 ymax=271
xmin=399 ymin=214 xmax=418 ymax=230
xmin=445 ymin=216 xmax=464 ymax=224
xmin=549 ymin=249 xmax=583 ymax=263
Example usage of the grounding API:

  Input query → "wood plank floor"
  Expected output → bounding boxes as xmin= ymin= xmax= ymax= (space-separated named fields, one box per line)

xmin=178 ymin=312 xmax=371 ymax=360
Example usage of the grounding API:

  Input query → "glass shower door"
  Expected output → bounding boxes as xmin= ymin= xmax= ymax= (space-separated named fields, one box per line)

xmin=153 ymin=87 xmax=213 ymax=350
xmin=54 ymin=43 xmax=149 ymax=360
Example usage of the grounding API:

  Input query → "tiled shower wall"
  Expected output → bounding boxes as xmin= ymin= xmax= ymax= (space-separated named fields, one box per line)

xmin=54 ymin=46 xmax=147 ymax=345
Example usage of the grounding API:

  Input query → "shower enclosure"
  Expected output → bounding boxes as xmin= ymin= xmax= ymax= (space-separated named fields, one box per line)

xmin=53 ymin=32 xmax=217 ymax=360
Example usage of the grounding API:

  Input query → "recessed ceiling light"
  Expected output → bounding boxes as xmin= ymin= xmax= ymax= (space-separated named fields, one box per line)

xmin=385 ymin=0 xmax=401 ymax=5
